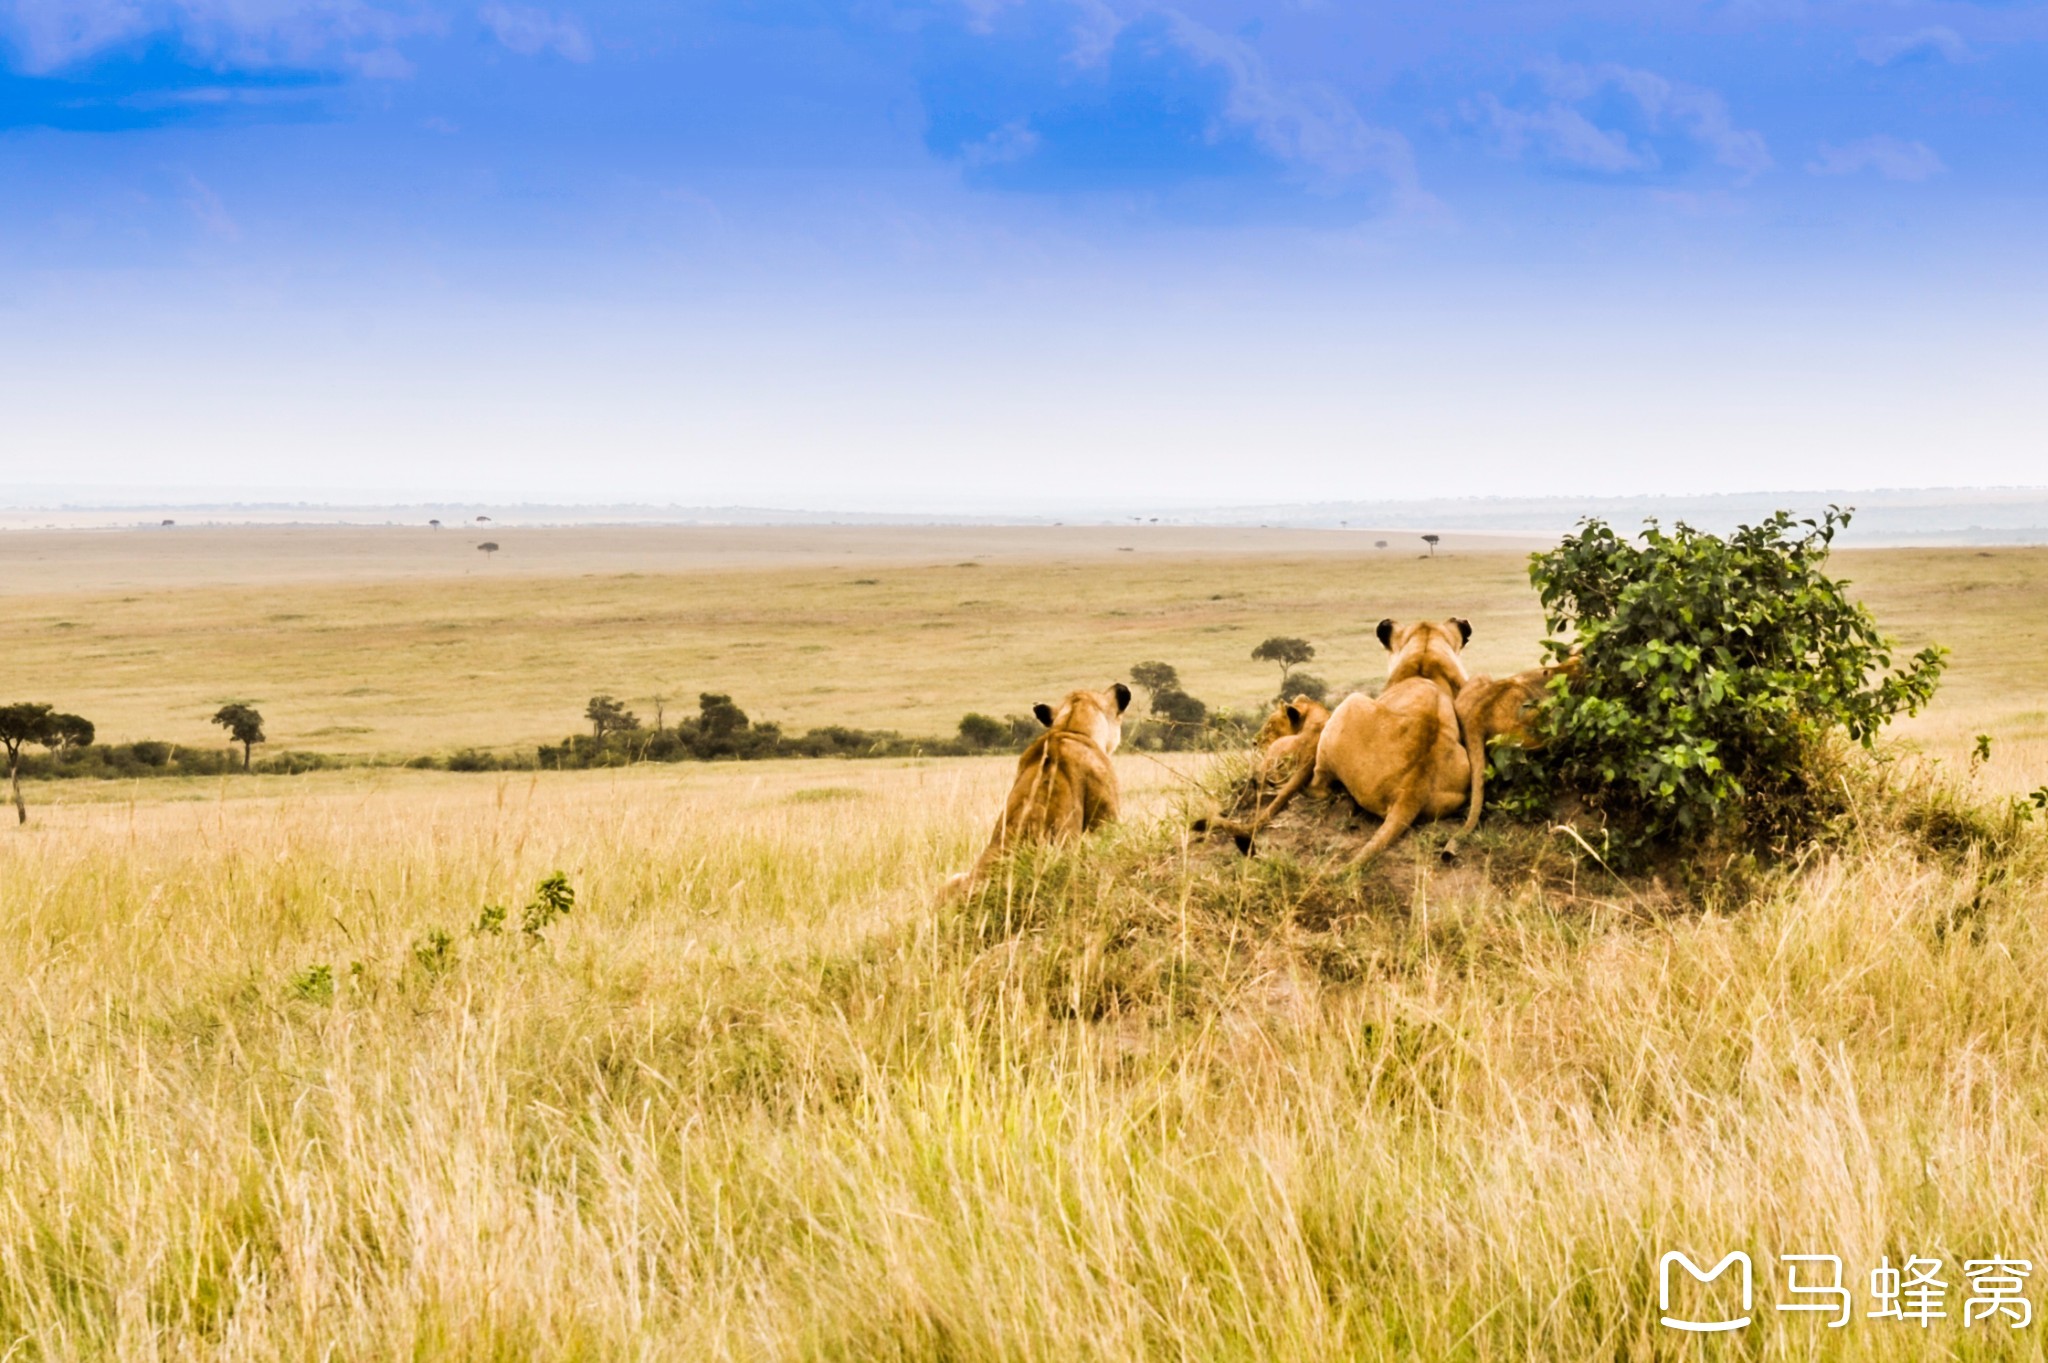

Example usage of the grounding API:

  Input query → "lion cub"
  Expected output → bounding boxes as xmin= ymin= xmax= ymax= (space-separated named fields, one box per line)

xmin=1255 ymin=694 xmax=1332 ymax=785
xmin=947 ymin=682 xmax=1131 ymax=894
xmin=1452 ymin=653 xmax=1580 ymax=833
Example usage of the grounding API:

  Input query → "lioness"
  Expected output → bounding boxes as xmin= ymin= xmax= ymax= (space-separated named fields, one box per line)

xmin=1255 ymin=694 xmax=1332 ymax=785
xmin=949 ymin=682 xmax=1131 ymax=893
xmin=1452 ymin=654 xmax=1579 ymax=834
xmin=1206 ymin=619 xmax=1473 ymax=869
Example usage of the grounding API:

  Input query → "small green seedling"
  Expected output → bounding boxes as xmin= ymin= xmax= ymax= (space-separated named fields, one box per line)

xmin=522 ymin=872 xmax=575 ymax=940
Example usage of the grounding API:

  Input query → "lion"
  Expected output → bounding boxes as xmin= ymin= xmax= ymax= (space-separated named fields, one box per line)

xmin=948 ymin=681 xmax=1131 ymax=894
xmin=1255 ymin=693 xmax=1332 ymax=785
xmin=1451 ymin=653 xmax=1580 ymax=835
xmin=1202 ymin=619 xmax=1473 ymax=869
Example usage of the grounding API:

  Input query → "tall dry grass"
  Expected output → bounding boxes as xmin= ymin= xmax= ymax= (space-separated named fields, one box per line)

xmin=3 ymin=755 xmax=2047 ymax=1360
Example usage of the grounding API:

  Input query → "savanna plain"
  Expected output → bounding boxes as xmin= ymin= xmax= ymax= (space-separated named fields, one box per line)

xmin=5 ymin=525 xmax=2048 ymax=1361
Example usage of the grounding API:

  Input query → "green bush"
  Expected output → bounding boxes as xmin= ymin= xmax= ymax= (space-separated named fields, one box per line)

xmin=1514 ymin=507 xmax=1946 ymax=860
xmin=956 ymin=713 xmax=1009 ymax=751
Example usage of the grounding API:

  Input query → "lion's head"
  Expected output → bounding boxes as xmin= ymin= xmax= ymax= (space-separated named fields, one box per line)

xmin=1032 ymin=682 xmax=1132 ymax=755
xmin=1376 ymin=618 xmax=1472 ymax=693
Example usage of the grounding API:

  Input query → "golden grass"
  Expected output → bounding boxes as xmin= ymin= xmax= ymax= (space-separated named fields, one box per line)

xmin=5 ymin=748 xmax=2048 ymax=1359
xmin=7 ymin=530 xmax=2048 ymax=1359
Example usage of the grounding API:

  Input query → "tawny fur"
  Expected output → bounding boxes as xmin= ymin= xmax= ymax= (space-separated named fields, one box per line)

xmin=1452 ymin=654 xmax=1580 ymax=834
xmin=947 ymin=683 xmax=1130 ymax=895
xmin=1207 ymin=619 xmax=1474 ymax=870
xmin=1254 ymin=694 xmax=1332 ymax=785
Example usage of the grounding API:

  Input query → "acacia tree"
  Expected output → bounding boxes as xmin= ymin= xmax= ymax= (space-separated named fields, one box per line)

xmin=1251 ymin=637 xmax=1316 ymax=695
xmin=1129 ymin=661 xmax=1180 ymax=700
xmin=478 ymin=541 xmax=500 ymax=559
xmin=1421 ymin=533 xmax=1441 ymax=557
xmin=212 ymin=703 xmax=266 ymax=771
xmin=585 ymin=695 xmax=640 ymax=738
xmin=0 ymin=706 xmax=91 ymax=823
xmin=47 ymin=713 xmax=93 ymax=754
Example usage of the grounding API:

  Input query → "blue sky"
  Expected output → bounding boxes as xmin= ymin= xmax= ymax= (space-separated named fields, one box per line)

xmin=2 ymin=0 xmax=2045 ymax=508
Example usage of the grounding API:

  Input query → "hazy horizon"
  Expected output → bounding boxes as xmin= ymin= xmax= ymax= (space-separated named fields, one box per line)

xmin=10 ymin=482 xmax=2048 ymax=545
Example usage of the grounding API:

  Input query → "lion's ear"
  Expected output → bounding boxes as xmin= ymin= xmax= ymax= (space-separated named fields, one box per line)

xmin=1376 ymin=619 xmax=1395 ymax=649
xmin=1454 ymin=617 xmax=1472 ymax=645
xmin=1111 ymin=683 xmax=1131 ymax=714
xmin=1033 ymin=703 xmax=1055 ymax=727
xmin=1284 ymin=704 xmax=1302 ymax=727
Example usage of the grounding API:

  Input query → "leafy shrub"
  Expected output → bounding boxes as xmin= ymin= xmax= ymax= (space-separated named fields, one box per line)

xmin=1283 ymin=673 xmax=1329 ymax=706
xmin=539 ymin=691 xmax=1027 ymax=766
xmin=1144 ymin=687 xmax=1210 ymax=752
xmin=522 ymin=872 xmax=575 ymax=939
xmin=956 ymin=713 xmax=1008 ymax=751
xmin=252 ymin=751 xmax=341 ymax=776
xmin=19 ymin=740 xmax=239 ymax=780
xmin=412 ymin=928 xmax=456 ymax=976
xmin=1514 ymin=507 xmax=1946 ymax=860
xmin=288 ymin=963 xmax=335 ymax=1004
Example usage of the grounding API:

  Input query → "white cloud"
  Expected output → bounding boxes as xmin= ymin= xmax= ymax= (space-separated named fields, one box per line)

xmin=1161 ymin=11 xmax=1434 ymax=213
xmin=951 ymin=0 xmax=1120 ymax=68
xmin=1479 ymin=61 xmax=1771 ymax=184
xmin=180 ymin=172 xmax=240 ymax=240
xmin=960 ymin=119 xmax=1041 ymax=167
xmin=954 ymin=0 xmax=1020 ymax=32
xmin=1470 ymin=92 xmax=1652 ymax=173
xmin=939 ymin=2 xmax=1431 ymax=211
xmin=1856 ymin=27 xmax=1974 ymax=66
xmin=4 ymin=0 xmax=149 ymax=70
xmin=1061 ymin=0 xmax=1120 ymax=67
xmin=477 ymin=3 xmax=589 ymax=61
xmin=2 ymin=0 xmax=437 ymax=75
xmin=1806 ymin=135 xmax=1945 ymax=181
xmin=1554 ymin=62 xmax=1771 ymax=181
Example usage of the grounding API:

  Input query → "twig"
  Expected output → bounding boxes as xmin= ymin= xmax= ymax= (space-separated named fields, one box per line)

xmin=1549 ymin=821 xmax=1644 ymax=904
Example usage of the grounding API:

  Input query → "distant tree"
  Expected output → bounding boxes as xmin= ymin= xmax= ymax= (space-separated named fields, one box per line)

xmin=650 ymin=692 xmax=670 ymax=733
xmin=476 ymin=515 xmax=492 ymax=524
xmin=698 ymin=693 xmax=748 ymax=739
xmin=1284 ymin=674 xmax=1330 ymax=705
xmin=957 ymin=713 xmax=1007 ymax=751
xmin=47 ymin=713 xmax=93 ymax=752
xmin=1 ymin=702 xmax=54 ymax=823
xmin=428 ymin=519 xmax=442 ymax=529
xmin=1129 ymin=660 xmax=1181 ymax=699
xmin=161 ymin=519 xmax=175 ymax=528
xmin=1421 ymin=533 xmax=1441 ymax=557
xmin=1251 ymin=637 xmax=1316 ymax=694
xmin=1149 ymin=686 xmax=1209 ymax=750
xmin=1375 ymin=540 xmax=1388 ymax=550
xmin=211 ymin=703 xmax=266 ymax=771
xmin=585 ymin=694 xmax=640 ymax=738
xmin=477 ymin=541 xmax=500 ymax=559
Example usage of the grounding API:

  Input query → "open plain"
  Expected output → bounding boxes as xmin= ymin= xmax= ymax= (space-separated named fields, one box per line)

xmin=4 ymin=525 xmax=2043 ymax=778
xmin=5 ymin=525 xmax=2048 ymax=1359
